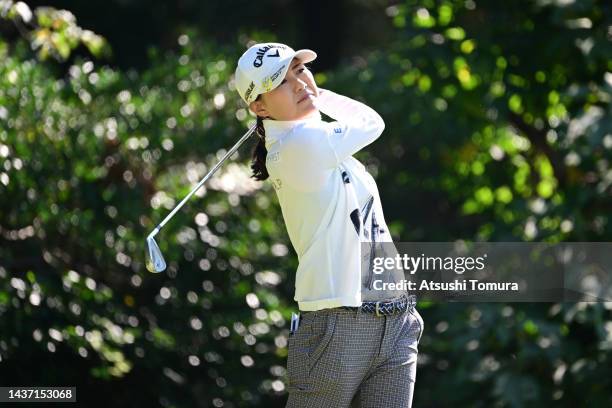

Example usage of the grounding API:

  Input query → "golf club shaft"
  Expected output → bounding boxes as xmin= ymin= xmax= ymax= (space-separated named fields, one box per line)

xmin=148 ymin=124 xmax=257 ymax=240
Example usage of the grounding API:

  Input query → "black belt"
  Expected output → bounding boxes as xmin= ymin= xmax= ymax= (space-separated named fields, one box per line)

xmin=339 ymin=294 xmax=416 ymax=316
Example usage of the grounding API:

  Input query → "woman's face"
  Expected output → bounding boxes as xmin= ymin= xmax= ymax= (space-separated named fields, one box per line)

xmin=249 ymin=58 xmax=319 ymax=121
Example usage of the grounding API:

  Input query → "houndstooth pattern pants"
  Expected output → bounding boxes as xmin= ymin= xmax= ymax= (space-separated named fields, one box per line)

xmin=285 ymin=303 xmax=424 ymax=408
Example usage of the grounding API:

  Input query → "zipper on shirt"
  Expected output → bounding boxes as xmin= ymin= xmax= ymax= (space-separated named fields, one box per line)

xmin=359 ymin=196 xmax=384 ymax=290
xmin=366 ymin=210 xmax=382 ymax=290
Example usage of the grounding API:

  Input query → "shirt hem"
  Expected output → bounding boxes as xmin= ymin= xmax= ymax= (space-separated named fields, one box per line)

xmin=297 ymin=296 xmax=362 ymax=312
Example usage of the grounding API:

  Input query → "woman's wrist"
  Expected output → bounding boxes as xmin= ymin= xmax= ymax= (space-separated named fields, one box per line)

xmin=312 ymin=88 xmax=336 ymax=111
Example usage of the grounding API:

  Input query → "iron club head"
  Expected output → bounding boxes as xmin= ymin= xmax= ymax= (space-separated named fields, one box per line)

xmin=146 ymin=234 xmax=166 ymax=273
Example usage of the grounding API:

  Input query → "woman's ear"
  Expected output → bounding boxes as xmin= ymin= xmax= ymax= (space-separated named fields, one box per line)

xmin=249 ymin=100 xmax=269 ymax=118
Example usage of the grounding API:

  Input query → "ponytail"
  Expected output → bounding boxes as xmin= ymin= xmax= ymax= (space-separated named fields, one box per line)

xmin=251 ymin=115 xmax=269 ymax=180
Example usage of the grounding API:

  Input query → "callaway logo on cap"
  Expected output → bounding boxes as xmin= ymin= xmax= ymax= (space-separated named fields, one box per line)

xmin=234 ymin=42 xmax=317 ymax=104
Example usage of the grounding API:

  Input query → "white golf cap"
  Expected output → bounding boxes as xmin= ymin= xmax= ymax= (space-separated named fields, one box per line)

xmin=234 ymin=42 xmax=317 ymax=104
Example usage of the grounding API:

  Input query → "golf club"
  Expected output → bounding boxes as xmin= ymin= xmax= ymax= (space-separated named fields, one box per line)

xmin=145 ymin=123 xmax=257 ymax=273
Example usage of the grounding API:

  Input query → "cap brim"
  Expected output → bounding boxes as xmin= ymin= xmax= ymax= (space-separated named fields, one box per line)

xmin=294 ymin=49 xmax=317 ymax=64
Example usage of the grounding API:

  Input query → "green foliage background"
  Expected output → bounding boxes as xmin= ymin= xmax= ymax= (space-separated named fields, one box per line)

xmin=1 ymin=0 xmax=611 ymax=407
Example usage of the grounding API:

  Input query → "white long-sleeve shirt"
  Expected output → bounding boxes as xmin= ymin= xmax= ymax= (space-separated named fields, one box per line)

xmin=263 ymin=89 xmax=406 ymax=311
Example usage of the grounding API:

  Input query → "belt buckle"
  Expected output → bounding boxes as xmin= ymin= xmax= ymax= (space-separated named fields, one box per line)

xmin=375 ymin=301 xmax=382 ymax=317
xmin=405 ymin=294 xmax=415 ymax=312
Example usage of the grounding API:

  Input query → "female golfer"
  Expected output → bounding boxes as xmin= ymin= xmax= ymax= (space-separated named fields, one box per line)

xmin=234 ymin=42 xmax=424 ymax=407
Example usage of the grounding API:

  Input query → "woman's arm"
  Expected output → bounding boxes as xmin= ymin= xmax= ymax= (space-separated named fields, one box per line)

xmin=279 ymin=89 xmax=385 ymax=191
xmin=314 ymin=88 xmax=385 ymax=164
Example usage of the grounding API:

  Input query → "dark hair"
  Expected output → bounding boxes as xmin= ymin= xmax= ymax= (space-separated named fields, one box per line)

xmin=251 ymin=97 xmax=269 ymax=180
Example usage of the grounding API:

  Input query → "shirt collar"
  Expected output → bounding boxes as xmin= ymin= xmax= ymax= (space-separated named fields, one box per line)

xmin=263 ymin=110 xmax=322 ymax=148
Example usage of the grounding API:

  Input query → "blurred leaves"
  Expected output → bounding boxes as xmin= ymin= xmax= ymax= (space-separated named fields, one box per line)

xmin=1 ymin=0 xmax=612 ymax=407
xmin=1 ymin=0 xmax=110 ymax=61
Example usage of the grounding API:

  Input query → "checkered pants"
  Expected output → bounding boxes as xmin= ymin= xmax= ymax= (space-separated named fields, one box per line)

xmin=285 ymin=303 xmax=423 ymax=408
